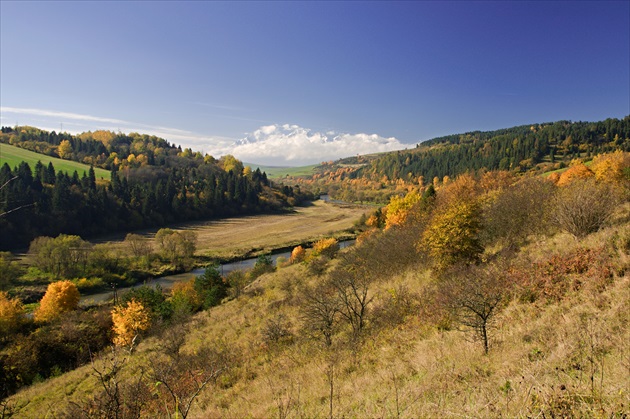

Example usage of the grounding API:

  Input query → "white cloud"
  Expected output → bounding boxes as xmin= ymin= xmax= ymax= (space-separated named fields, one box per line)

xmin=217 ymin=124 xmax=408 ymax=166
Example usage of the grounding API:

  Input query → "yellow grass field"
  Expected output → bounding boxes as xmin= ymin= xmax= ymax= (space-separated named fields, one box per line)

xmin=98 ymin=200 xmax=368 ymax=260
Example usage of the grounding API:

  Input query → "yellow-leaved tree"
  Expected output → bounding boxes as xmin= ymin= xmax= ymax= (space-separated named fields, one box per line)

xmin=421 ymin=200 xmax=483 ymax=270
xmin=590 ymin=151 xmax=630 ymax=184
xmin=112 ymin=299 xmax=151 ymax=347
xmin=0 ymin=291 xmax=24 ymax=336
xmin=311 ymin=238 xmax=340 ymax=259
xmin=385 ymin=190 xmax=421 ymax=229
xmin=57 ymin=139 xmax=73 ymax=159
xmin=34 ymin=280 xmax=80 ymax=322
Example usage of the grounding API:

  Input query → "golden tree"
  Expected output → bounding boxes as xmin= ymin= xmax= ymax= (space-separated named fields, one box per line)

xmin=112 ymin=299 xmax=151 ymax=347
xmin=312 ymin=238 xmax=340 ymax=259
xmin=384 ymin=190 xmax=421 ymax=229
xmin=421 ymin=200 xmax=483 ymax=270
xmin=34 ymin=280 xmax=80 ymax=322
xmin=590 ymin=151 xmax=630 ymax=184
xmin=0 ymin=291 xmax=24 ymax=336
xmin=290 ymin=245 xmax=306 ymax=263
xmin=57 ymin=139 xmax=73 ymax=159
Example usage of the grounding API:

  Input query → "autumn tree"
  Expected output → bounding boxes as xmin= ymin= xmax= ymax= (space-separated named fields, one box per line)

xmin=0 ymin=291 xmax=24 ymax=338
xmin=170 ymin=279 xmax=201 ymax=317
xmin=57 ymin=139 xmax=73 ymax=159
xmin=112 ymin=299 xmax=151 ymax=347
xmin=311 ymin=238 xmax=340 ymax=259
xmin=590 ymin=151 xmax=630 ymax=184
xmin=421 ymin=200 xmax=483 ymax=270
xmin=34 ymin=280 xmax=80 ymax=322
xmin=290 ymin=246 xmax=306 ymax=264
xmin=556 ymin=163 xmax=594 ymax=186
xmin=385 ymin=190 xmax=421 ymax=229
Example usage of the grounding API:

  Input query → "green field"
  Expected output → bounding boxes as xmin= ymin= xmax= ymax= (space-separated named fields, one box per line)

xmin=245 ymin=163 xmax=318 ymax=178
xmin=0 ymin=143 xmax=111 ymax=180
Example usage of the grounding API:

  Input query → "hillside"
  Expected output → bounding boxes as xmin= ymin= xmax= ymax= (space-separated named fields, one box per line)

xmin=0 ymin=127 xmax=313 ymax=250
xmin=0 ymin=143 xmax=111 ymax=180
xmin=3 ymin=157 xmax=629 ymax=418
xmin=286 ymin=117 xmax=630 ymax=203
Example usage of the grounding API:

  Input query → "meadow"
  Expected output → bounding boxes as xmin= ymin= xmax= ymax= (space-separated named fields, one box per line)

xmin=0 ymin=143 xmax=111 ymax=180
xmin=245 ymin=163 xmax=318 ymax=179
xmin=95 ymin=199 xmax=368 ymax=261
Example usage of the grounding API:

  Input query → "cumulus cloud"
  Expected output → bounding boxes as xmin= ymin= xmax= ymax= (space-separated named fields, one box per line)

xmin=220 ymin=124 xmax=408 ymax=166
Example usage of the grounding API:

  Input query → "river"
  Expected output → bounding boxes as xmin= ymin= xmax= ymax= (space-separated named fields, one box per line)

xmin=80 ymin=240 xmax=354 ymax=305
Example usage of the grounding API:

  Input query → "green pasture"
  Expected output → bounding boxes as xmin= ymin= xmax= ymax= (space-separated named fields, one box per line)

xmin=0 ymin=143 xmax=111 ymax=180
xmin=245 ymin=163 xmax=318 ymax=179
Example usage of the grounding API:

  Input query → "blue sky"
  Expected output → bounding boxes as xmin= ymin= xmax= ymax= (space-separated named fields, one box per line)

xmin=1 ymin=1 xmax=628 ymax=166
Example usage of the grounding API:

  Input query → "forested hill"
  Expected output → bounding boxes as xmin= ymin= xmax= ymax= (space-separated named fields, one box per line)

xmin=357 ymin=117 xmax=630 ymax=183
xmin=287 ymin=117 xmax=630 ymax=203
xmin=0 ymin=127 xmax=312 ymax=250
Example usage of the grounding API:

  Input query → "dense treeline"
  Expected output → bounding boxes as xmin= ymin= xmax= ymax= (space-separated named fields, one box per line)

xmin=355 ymin=117 xmax=630 ymax=183
xmin=0 ymin=127 xmax=312 ymax=250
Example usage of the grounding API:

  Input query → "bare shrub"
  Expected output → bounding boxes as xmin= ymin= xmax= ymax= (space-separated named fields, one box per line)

xmin=439 ymin=262 xmax=509 ymax=354
xmin=482 ymin=176 xmax=555 ymax=248
xmin=261 ymin=314 xmax=294 ymax=347
xmin=300 ymin=281 xmax=341 ymax=347
xmin=553 ymin=179 xmax=621 ymax=238
xmin=149 ymin=340 xmax=231 ymax=419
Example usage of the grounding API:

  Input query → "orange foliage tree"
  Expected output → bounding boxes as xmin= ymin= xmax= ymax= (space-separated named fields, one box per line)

xmin=290 ymin=245 xmax=306 ymax=263
xmin=557 ymin=163 xmax=594 ymax=186
xmin=0 ymin=291 xmax=24 ymax=336
xmin=112 ymin=299 xmax=151 ymax=347
xmin=34 ymin=280 xmax=80 ymax=322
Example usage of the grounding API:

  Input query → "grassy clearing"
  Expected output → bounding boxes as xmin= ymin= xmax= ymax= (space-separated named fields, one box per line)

xmin=94 ymin=200 xmax=368 ymax=260
xmin=245 ymin=163 xmax=318 ymax=179
xmin=0 ymin=143 xmax=110 ymax=180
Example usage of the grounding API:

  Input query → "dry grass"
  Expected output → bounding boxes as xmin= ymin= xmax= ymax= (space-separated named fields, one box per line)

xmin=94 ymin=200 xmax=367 ymax=260
xmin=8 ymin=220 xmax=630 ymax=418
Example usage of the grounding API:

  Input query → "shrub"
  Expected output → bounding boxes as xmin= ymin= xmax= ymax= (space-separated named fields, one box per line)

xmin=553 ymin=179 xmax=621 ymax=238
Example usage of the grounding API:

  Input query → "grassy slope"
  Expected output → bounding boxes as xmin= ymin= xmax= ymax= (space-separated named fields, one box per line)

xmin=244 ymin=163 xmax=318 ymax=179
xmin=9 ymin=220 xmax=629 ymax=418
xmin=0 ymin=143 xmax=111 ymax=180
